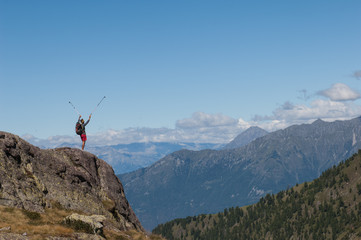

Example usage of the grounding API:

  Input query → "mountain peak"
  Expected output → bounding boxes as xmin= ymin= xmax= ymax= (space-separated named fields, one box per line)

xmin=0 ymin=131 xmax=143 ymax=232
xmin=312 ymin=118 xmax=325 ymax=125
xmin=223 ymin=126 xmax=268 ymax=149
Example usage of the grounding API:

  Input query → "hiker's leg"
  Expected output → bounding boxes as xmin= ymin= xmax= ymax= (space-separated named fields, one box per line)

xmin=80 ymin=134 xmax=87 ymax=150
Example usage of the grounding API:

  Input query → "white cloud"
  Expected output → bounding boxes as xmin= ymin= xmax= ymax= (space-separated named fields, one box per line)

xmin=174 ymin=112 xmax=248 ymax=143
xmin=90 ymin=128 xmax=181 ymax=145
xmin=251 ymin=99 xmax=361 ymax=132
xmin=23 ymin=84 xmax=361 ymax=147
xmin=248 ymin=84 xmax=361 ymax=131
xmin=22 ymin=134 xmax=78 ymax=148
xmin=25 ymin=99 xmax=361 ymax=148
xmin=318 ymin=83 xmax=360 ymax=101
xmin=176 ymin=112 xmax=238 ymax=129
xmin=24 ymin=113 xmax=248 ymax=147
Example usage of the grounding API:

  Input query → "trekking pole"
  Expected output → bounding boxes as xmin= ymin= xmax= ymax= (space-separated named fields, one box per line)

xmin=69 ymin=101 xmax=80 ymax=116
xmin=91 ymin=96 xmax=106 ymax=115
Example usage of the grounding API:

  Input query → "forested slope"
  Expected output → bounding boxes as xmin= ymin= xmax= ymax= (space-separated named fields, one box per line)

xmin=153 ymin=150 xmax=361 ymax=240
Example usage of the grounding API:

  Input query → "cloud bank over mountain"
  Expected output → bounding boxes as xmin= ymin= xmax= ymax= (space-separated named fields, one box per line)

xmin=23 ymin=83 xmax=361 ymax=148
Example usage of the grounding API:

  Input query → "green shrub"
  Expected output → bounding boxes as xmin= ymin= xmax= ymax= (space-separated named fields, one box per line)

xmin=63 ymin=219 xmax=93 ymax=234
xmin=115 ymin=236 xmax=128 ymax=240
xmin=3 ymin=207 xmax=14 ymax=213
xmin=22 ymin=209 xmax=41 ymax=221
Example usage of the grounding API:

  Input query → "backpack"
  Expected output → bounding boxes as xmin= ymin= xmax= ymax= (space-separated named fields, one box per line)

xmin=75 ymin=122 xmax=83 ymax=135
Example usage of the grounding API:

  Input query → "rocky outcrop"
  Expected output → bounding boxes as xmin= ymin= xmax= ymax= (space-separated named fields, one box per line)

xmin=63 ymin=213 xmax=107 ymax=235
xmin=0 ymin=131 xmax=143 ymax=232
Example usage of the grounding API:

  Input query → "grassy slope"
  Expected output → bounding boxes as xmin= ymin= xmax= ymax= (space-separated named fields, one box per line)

xmin=0 ymin=204 xmax=164 ymax=240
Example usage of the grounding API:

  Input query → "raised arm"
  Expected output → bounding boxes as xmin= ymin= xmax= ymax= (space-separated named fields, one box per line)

xmin=84 ymin=114 xmax=91 ymax=127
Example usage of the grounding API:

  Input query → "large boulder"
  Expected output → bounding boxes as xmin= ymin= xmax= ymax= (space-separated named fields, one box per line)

xmin=63 ymin=213 xmax=107 ymax=236
xmin=0 ymin=131 xmax=143 ymax=232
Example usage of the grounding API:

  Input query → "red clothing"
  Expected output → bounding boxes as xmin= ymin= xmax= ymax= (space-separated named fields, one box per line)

xmin=81 ymin=134 xmax=87 ymax=142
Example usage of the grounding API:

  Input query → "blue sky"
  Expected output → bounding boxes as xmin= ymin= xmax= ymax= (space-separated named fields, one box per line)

xmin=1 ymin=1 xmax=361 ymax=145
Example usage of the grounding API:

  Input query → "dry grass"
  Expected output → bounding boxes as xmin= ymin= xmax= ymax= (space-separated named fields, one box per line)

xmin=0 ymin=205 xmax=74 ymax=238
xmin=0 ymin=205 xmax=164 ymax=240
xmin=103 ymin=229 xmax=165 ymax=240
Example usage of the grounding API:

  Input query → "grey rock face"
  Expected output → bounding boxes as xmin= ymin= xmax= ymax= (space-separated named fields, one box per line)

xmin=0 ymin=132 xmax=143 ymax=232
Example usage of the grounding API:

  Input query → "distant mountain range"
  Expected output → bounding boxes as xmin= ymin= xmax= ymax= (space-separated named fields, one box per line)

xmin=88 ymin=142 xmax=223 ymax=174
xmin=119 ymin=117 xmax=361 ymax=230
xmin=153 ymin=149 xmax=361 ymax=239
xmin=30 ymin=141 xmax=223 ymax=174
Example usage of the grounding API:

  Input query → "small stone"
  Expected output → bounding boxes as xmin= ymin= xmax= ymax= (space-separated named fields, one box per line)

xmin=0 ymin=226 xmax=11 ymax=231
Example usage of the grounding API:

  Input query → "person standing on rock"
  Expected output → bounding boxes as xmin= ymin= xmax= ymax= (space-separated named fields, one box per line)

xmin=76 ymin=115 xmax=91 ymax=150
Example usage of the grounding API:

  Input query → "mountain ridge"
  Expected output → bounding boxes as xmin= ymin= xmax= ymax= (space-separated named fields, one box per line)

xmin=119 ymin=117 xmax=361 ymax=230
xmin=153 ymin=149 xmax=361 ymax=239
xmin=90 ymin=142 xmax=223 ymax=174
xmin=223 ymin=126 xmax=268 ymax=149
